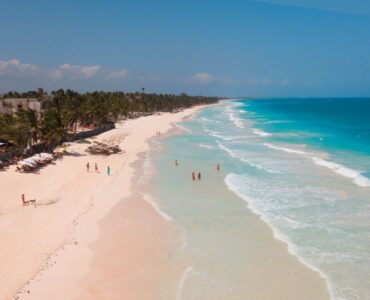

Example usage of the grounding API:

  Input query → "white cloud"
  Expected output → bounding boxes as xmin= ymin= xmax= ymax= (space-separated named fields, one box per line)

xmin=48 ymin=69 xmax=63 ymax=79
xmin=48 ymin=64 xmax=130 ymax=80
xmin=54 ymin=63 xmax=101 ymax=79
xmin=106 ymin=69 xmax=129 ymax=79
xmin=80 ymin=65 xmax=101 ymax=78
xmin=0 ymin=59 xmax=38 ymax=76
xmin=192 ymin=72 xmax=215 ymax=84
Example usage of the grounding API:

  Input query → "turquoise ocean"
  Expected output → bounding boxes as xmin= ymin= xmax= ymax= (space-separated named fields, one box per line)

xmin=142 ymin=99 xmax=370 ymax=300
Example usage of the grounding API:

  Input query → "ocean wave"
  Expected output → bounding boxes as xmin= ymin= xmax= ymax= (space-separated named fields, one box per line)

xmin=177 ymin=266 xmax=194 ymax=300
xmin=252 ymin=128 xmax=272 ymax=137
xmin=245 ymin=161 xmax=281 ymax=174
xmin=199 ymin=143 xmax=214 ymax=149
xmin=150 ymin=140 xmax=162 ymax=145
xmin=217 ymin=142 xmax=280 ymax=174
xmin=225 ymin=106 xmax=244 ymax=129
xmin=263 ymin=120 xmax=292 ymax=124
xmin=142 ymin=152 xmax=155 ymax=176
xmin=141 ymin=192 xmax=174 ymax=222
xmin=263 ymin=142 xmax=370 ymax=187
xmin=263 ymin=142 xmax=308 ymax=155
xmin=312 ymin=157 xmax=370 ymax=187
xmin=203 ymin=127 xmax=244 ymax=141
xmin=176 ymin=124 xmax=192 ymax=133
xmin=200 ymin=117 xmax=220 ymax=123
xmin=177 ymin=264 xmax=236 ymax=299
xmin=224 ymin=173 xmax=334 ymax=298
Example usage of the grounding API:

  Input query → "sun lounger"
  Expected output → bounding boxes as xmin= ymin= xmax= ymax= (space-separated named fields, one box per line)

xmin=17 ymin=158 xmax=38 ymax=171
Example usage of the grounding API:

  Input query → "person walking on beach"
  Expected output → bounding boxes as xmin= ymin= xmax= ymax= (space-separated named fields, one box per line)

xmin=192 ymin=172 xmax=196 ymax=181
xmin=107 ymin=165 xmax=111 ymax=176
xmin=198 ymin=172 xmax=202 ymax=180
xmin=95 ymin=162 xmax=99 ymax=173
xmin=86 ymin=162 xmax=90 ymax=172
xmin=217 ymin=163 xmax=220 ymax=172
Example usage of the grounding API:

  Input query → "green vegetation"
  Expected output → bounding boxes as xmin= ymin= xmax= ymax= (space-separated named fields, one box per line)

xmin=0 ymin=89 xmax=218 ymax=154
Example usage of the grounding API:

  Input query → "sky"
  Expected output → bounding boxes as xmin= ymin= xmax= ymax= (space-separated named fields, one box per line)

xmin=0 ymin=0 xmax=370 ymax=97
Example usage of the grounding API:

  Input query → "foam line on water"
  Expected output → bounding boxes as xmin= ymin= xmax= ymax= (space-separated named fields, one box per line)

xmin=176 ymin=124 xmax=192 ymax=133
xmin=312 ymin=157 xmax=370 ymax=187
xmin=225 ymin=105 xmax=244 ymax=129
xmin=217 ymin=142 xmax=280 ymax=174
xmin=252 ymin=128 xmax=272 ymax=137
xmin=199 ymin=143 xmax=214 ymax=149
xmin=264 ymin=142 xmax=370 ymax=187
xmin=224 ymin=173 xmax=335 ymax=299
xmin=200 ymin=117 xmax=220 ymax=123
xmin=203 ymin=127 xmax=244 ymax=141
xmin=263 ymin=142 xmax=308 ymax=155
xmin=177 ymin=266 xmax=194 ymax=300
xmin=141 ymin=192 xmax=174 ymax=222
xmin=245 ymin=160 xmax=281 ymax=174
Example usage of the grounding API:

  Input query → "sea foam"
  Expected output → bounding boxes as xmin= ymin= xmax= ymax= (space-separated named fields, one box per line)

xmin=263 ymin=142 xmax=370 ymax=187
xmin=141 ymin=192 xmax=174 ymax=222
xmin=252 ymin=128 xmax=272 ymax=137
xmin=312 ymin=157 xmax=370 ymax=187
xmin=225 ymin=106 xmax=244 ymax=128
xmin=217 ymin=142 xmax=280 ymax=174
xmin=224 ymin=173 xmax=334 ymax=299
xmin=263 ymin=142 xmax=308 ymax=155
xmin=203 ymin=127 xmax=244 ymax=141
xmin=199 ymin=143 xmax=214 ymax=149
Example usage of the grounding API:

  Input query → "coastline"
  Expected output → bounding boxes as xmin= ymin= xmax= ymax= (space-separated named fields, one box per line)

xmin=140 ymin=105 xmax=331 ymax=300
xmin=0 ymin=102 xmax=330 ymax=300
xmin=0 ymin=105 xmax=204 ymax=300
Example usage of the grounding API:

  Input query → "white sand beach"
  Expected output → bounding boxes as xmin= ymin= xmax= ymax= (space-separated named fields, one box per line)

xmin=0 ymin=106 xmax=202 ymax=300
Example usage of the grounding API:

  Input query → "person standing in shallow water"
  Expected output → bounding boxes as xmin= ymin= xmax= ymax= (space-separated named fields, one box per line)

xmin=175 ymin=160 xmax=179 ymax=167
xmin=192 ymin=172 xmax=196 ymax=181
xmin=107 ymin=165 xmax=111 ymax=176
xmin=198 ymin=172 xmax=202 ymax=180
xmin=217 ymin=163 xmax=220 ymax=172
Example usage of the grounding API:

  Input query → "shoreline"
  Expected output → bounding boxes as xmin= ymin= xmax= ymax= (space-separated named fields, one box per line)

xmin=1 ymin=102 xmax=331 ymax=300
xmin=140 ymin=101 xmax=331 ymax=299
xmin=225 ymin=174 xmax=333 ymax=298
xmin=0 ymin=105 xmax=204 ymax=300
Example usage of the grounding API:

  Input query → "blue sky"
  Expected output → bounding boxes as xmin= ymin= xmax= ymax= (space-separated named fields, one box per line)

xmin=0 ymin=0 xmax=370 ymax=97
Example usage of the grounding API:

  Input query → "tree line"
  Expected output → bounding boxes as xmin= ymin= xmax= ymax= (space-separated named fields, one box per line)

xmin=0 ymin=89 xmax=219 ymax=154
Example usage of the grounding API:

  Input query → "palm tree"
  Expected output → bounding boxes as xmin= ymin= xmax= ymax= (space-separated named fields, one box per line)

xmin=0 ymin=113 xmax=30 ymax=154
xmin=1 ymin=88 xmax=219 ymax=154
